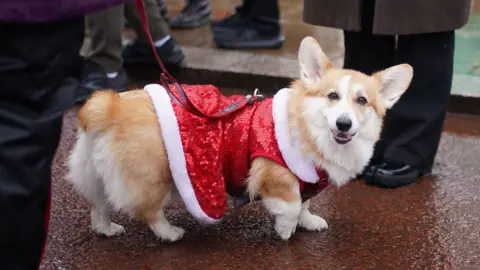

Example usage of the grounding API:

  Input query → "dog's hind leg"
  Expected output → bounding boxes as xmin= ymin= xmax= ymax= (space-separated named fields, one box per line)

xmin=89 ymin=196 xmax=125 ymax=237
xmin=68 ymin=131 xmax=125 ymax=237
xmin=147 ymin=207 xmax=185 ymax=242
xmin=111 ymin=140 xmax=184 ymax=242
xmin=140 ymin=188 xmax=185 ymax=242
xmin=89 ymin=200 xmax=126 ymax=237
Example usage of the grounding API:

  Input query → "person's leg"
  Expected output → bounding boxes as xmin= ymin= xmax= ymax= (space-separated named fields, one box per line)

xmin=0 ymin=17 xmax=84 ymax=269
xmin=169 ymin=0 xmax=211 ymax=29
xmin=123 ymin=0 xmax=185 ymax=66
xmin=343 ymin=0 xmax=396 ymax=166
xmin=249 ymin=0 xmax=280 ymax=25
xmin=343 ymin=33 xmax=395 ymax=75
xmin=125 ymin=0 xmax=170 ymax=42
xmin=78 ymin=4 xmax=128 ymax=104
xmin=210 ymin=0 xmax=253 ymax=29
xmin=86 ymin=5 xmax=124 ymax=74
xmin=367 ymin=31 xmax=455 ymax=187
xmin=155 ymin=0 xmax=169 ymax=20
xmin=237 ymin=0 xmax=254 ymax=16
xmin=343 ymin=0 xmax=395 ymax=75
xmin=212 ymin=0 xmax=285 ymax=49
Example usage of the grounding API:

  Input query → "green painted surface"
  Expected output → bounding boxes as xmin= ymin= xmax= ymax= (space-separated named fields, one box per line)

xmin=453 ymin=13 xmax=480 ymax=96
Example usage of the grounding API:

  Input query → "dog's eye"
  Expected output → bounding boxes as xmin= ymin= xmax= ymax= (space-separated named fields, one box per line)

xmin=327 ymin=92 xmax=339 ymax=101
xmin=357 ymin=97 xmax=368 ymax=105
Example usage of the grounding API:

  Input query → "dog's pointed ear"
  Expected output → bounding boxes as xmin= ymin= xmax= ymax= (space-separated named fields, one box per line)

xmin=373 ymin=64 xmax=413 ymax=109
xmin=298 ymin=37 xmax=332 ymax=84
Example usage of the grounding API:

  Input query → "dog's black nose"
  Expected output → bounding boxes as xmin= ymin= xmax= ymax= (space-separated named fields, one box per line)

xmin=336 ymin=115 xmax=352 ymax=132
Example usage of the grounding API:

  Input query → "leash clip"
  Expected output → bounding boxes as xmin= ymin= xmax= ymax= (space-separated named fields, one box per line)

xmin=245 ymin=88 xmax=265 ymax=105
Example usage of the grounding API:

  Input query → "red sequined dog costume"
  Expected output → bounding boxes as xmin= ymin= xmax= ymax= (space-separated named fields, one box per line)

xmin=145 ymin=84 xmax=329 ymax=225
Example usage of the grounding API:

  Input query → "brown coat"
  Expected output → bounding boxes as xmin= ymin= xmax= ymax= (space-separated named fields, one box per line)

xmin=303 ymin=0 xmax=472 ymax=35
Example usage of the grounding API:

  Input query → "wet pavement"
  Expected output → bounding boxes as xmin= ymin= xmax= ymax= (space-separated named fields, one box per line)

xmin=47 ymin=2 xmax=480 ymax=267
xmin=40 ymin=86 xmax=480 ymax=269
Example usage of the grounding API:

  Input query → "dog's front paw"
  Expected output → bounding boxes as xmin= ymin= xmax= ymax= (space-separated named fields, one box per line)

xmin=93 ymin=222 xmax=126 ymax=237
xmin=298 ymin=213 xmax=328 ymax=231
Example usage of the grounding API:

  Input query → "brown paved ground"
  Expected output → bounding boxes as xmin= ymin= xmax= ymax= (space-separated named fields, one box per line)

xmin=40 ymin=87 xmax=480 ymax=270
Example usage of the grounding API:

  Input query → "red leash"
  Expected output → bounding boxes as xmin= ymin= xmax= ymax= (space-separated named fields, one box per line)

xmin=134 ymin=0 xmax=263 ymax=119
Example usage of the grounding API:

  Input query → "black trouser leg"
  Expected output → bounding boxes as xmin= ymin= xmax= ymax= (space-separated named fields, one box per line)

xmin=343 ymin=31 xmax=395 ymax=74
xmin=343 ymin=0 xmax=395 ymax=74
xmin=237 ymin=0 xmax=253 ymax=16
xmin=343 ymin=0 xmax=395 ymax=163
xmin=382 ymin=31 xmax=455 ymax=171
xmin=343 ymin=0 xmax=454 ymax=177
xmin=247 ymin=0 xmax=280 ymax=32
xmin=249 ymin=0 xmax=279 ymax=20
xmin=0 ymin=17 xmax=84 ymax=269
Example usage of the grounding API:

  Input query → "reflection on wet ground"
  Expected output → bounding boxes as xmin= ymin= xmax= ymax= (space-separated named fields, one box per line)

xmin=40 ymin=87 xmax=480 ymax=269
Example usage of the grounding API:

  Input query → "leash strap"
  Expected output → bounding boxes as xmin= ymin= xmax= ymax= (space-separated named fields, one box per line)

xmin=134 ymin=0 xmax=262 ymax=119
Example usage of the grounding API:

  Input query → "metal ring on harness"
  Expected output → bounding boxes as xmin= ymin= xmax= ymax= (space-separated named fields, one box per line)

xmin=245 ymin=88 xmax=265 ymax=105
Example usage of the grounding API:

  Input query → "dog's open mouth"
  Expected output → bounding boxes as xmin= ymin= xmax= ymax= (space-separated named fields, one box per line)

xmin=332 ymin=131 xmax=353 ymax=144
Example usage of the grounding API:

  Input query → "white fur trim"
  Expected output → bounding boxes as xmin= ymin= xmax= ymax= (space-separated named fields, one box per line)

xmin=272 ymin=88 xmax=320 ymax=183
xmin=144 ymin=84 xmax=221 ymax=225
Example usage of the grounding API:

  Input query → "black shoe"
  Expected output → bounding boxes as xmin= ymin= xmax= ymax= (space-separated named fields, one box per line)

xmin=212 ymin=23 xmax=285 ymax=49
xmin=363 ymin=160 xmax=422 ymax=188
xmin=210 ymin=12 xmax=246 ymax=30
xmin=75 ymin=61 xmax=128 ymax=104
xmin=169 ymin=0 xmax=211 ymax=28
xmin=106 ymin=68 xmax=129 ymax=92
xmin=75 ymin=61 xmax=106 ymax=104
xmin=361 ymin=163 xmax=381 ymax=179
xmin=122 ymin=38 xmax=185 ymax=66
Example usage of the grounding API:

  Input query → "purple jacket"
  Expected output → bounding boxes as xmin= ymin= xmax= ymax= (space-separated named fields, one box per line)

xmin=0 ymin=0 xmax=133 ymax=23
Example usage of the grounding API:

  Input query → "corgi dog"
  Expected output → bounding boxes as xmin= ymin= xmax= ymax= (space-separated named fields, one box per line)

xmin=67 ymin=37 xmax=413 ymax=242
